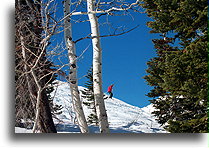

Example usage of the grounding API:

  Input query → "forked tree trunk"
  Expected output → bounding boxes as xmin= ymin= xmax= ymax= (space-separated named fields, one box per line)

xmin=21 ymin=29 xmax=57 ymax=133
xmin=87 ymin=0 xmax=110 ymax=133
xmin=31 ymin=69 xmax=57 ymax=133
xmin=64 ymin=0 xmax=89 ymax=133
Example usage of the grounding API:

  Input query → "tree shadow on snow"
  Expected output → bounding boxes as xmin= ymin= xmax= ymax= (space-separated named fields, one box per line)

xmin=55 ymin=124 xmax=101 ymax=133
xmin=55 ymin=123 xmax=143 ymax=133
xmin=55 ymin=124 xmax=81 ymax=133
xmin=109 ymin=127 xmax=144 ymax=133
xmin=121 ymin=121 xmax=144 ymax=129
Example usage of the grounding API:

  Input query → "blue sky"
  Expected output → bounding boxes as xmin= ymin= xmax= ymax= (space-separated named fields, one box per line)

xmin=50 ymin=2 xmax=160 ymax=108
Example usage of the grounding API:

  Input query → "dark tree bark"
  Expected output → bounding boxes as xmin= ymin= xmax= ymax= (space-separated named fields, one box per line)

xmin=15 ymin=0 xmax=57 ymax=133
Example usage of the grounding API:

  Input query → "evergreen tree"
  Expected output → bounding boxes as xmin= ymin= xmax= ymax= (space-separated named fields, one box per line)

xmin=81 ymin=67 xmax=99 ymax=125
xmin=142 ymin=0 xmax=208 ymax=132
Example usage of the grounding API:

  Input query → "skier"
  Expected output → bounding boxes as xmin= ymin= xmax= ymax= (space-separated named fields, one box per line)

xmin=107 ymin=84 xmax=114 ymax=99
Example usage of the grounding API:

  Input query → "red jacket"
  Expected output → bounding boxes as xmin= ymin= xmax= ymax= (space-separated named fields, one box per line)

xmin=107 ymin=85 xmax=114 ymax=92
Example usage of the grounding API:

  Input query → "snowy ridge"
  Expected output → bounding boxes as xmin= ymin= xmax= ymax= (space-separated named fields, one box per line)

xmin=15 ymin=81 xmax=166 ymax=133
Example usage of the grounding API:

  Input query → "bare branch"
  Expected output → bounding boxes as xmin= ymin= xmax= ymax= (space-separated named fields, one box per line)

xmin=74 ymin=25 xmax=139 ymax=43
xmin=70 ymin=0 xmax=141 ymax=16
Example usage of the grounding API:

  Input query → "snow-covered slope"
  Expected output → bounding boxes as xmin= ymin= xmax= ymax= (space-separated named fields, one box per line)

xmin=15 ymin=81 xmax=166 ymax=133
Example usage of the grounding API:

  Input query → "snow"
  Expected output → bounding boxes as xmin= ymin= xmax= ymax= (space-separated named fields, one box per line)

xmin=15 ymin=81 xmax=166 ymax=133
xmin=15 ymin=127 xmax=33 ymax=133
xmin=142 ymin=104 xmax=155 ymax=113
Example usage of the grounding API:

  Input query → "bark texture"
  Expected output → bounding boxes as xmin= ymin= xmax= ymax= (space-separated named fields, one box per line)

xmin=64 ymin=0 xmax=89 ymax=133
xmin=15 ymin=0 xmax=57 ymax=133
xmin=87 ymin=0 xmax=110 ymax=133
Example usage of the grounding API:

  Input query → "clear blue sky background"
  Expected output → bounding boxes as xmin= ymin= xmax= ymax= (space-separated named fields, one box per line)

xmin=51 ymin=2 xmax=160 ymax=108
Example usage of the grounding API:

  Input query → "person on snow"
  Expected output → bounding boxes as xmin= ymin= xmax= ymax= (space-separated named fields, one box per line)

xmin=107 ymin=84 xmax=114 ymax=99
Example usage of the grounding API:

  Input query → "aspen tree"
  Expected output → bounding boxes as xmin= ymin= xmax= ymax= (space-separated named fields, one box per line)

xmin=63 ymin=0 xmax=89 ymax=133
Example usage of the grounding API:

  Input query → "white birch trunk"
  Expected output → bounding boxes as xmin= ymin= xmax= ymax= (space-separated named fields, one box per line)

xmin=87 ymin=0 xmax=110 ymax=133
xmin=64 ymin=0 xmax=89 ymax=133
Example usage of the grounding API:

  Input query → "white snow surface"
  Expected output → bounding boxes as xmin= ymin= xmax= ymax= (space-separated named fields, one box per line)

xmin=15 ymin=81 xmax=166 ymax=133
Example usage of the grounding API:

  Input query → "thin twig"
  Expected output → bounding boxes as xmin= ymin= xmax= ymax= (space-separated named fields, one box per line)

xmin=74 ymin=25 xmax=140 ymax=43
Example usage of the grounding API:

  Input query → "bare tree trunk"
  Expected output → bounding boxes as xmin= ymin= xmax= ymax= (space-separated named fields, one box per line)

xmin=31 ymin=69 xmax=42 ymax=133
xmin=87 ymin=0 xmax=109 ymax=133
xmin=21 ymin=35 xmax=57 ymax=133
xmin=16 ymin=0 xmax=59 ymax=133
xmin=31 ymin=69 xmax=57 ymax=133
xmin=20 ymin=36 xmax=36 ymax=110
xmin=64 ymin=0 xmax=89 ymax=133
xmin=39 ymin=90 xmax=57 ymax=133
